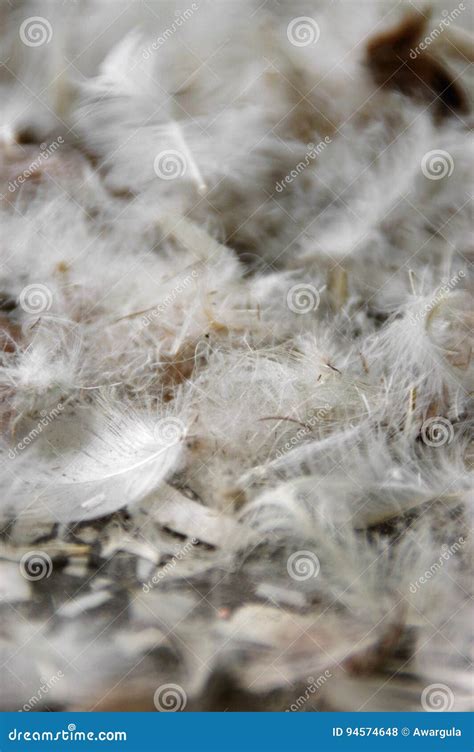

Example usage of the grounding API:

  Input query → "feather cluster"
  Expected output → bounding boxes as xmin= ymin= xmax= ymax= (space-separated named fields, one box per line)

xmin=0 ymin=0 xmax=472 ymax=711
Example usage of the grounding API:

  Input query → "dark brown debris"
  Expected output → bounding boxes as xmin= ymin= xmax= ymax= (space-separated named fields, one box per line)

xmin=367 ymin=10 xmax=469 ymax=118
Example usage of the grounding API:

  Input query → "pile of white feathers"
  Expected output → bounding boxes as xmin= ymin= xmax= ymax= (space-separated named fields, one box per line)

xmin=0 ymin=0 xmax=472 ymax=712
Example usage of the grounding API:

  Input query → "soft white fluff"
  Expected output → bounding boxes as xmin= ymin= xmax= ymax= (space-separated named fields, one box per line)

xmin=0 ymin=0 xmax=472 ymax=712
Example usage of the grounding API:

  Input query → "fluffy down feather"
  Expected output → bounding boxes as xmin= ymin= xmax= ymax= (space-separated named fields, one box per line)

xmin=0 ymin=0 xmax=472 ymax=713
